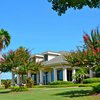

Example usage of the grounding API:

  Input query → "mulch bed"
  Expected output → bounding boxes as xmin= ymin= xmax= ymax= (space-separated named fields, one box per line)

xmin=92 ymin=93 xmax=100 ymax=96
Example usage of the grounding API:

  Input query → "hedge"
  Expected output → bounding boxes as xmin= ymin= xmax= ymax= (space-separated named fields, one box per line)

xmin=49 ymin=81 xmax=73 ymax=85
xmin=83 ymin=78 xmax=100 ymax=84
xmin=92 ymin=84 xmax=100 ymax=93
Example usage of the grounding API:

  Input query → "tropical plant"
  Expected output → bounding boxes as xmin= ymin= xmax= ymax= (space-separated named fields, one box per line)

xmin=3 ymin=80 xmax=11 ymax=89
xmin=26 ymin=77 xmax=34 ymax=88
xmin=73 ymin=68 xmax=88 ymax=83
xmin=0 ymin=46 xmax=43 ymax=86
xmin=0 ymin=50 xmax=17 ymax=72
xmin=0 ymin=29 xmax=11 ymax=51
xmin=0 ymin=28 xmax=11 ymax=86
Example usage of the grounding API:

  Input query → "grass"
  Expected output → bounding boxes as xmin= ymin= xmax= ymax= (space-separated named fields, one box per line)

xmin=0 ymin=87 xmax=100 ymax=100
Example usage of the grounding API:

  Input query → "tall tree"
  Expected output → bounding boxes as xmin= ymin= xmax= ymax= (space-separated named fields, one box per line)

xmin=0 ymin=29 xmax=11 ymax=51
xmin=83 ymin=28 xmax=100 ymax=51
xmin=65 ymin=28 xmax=100 ymax=78
xmin=48 ymin=0 xmax=100 ymax=15
xmin=0 ymin=28 xmax=11 ymax=86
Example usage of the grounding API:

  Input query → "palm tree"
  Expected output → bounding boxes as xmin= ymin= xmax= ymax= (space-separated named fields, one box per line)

xmin=14 ymin=47 xmax=43 ymax=85
xmin=0 ymin=50 xmax=18 ymax=86
xmin=0 ymin=29 xmax=11 ymax=51
xmin=0 ymin=28 xmax=11 ymax=86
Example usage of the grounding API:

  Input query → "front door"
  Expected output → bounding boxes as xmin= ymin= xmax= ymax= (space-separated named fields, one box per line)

xmin=67 ymin=69 xmax=72 ymax=81
xmin=43 ymin=72 xmax=48 ymax=85
xmin=57 ymin=70 xmax=63 ymax=81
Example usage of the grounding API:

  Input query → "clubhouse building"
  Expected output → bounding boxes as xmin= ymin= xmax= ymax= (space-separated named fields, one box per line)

xmin=28 ymin=51 xmax=93 ymax=85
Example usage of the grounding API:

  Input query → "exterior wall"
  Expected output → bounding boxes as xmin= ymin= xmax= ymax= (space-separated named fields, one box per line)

xmin=48 ymin=55 xmax=57 ymax=61
xmin=36 ymin=58 xmax=43 ymax=62
xmin=43 ymin=51 xmax=60 ymax=61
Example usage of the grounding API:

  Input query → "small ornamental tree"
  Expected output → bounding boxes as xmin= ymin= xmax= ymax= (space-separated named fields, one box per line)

xmin=0 ymin=46 xmax=43 ymax=85
xmin=0 ymin=29 xmax=11 ymax=86
xmin=83 ymin=28 xmax=100 ymax=68
xmin=65 ymin=28 xmax=100 ymax=79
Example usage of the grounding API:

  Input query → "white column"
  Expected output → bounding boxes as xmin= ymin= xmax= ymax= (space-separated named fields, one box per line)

xmin=11 ymin=72 xmax=15 ymax=86
xmin=32 ymin=74 xmax=34 ymax=80
xmin=40 ymin=70 xmax=43 ymax=85
xmin=0 ymin=71 xmax=1 ymax=86
xmin=89 ymin=69 xmax=93 ymax=78
xmin=37 ymin=73 xmax=39 ymax=84
xmin=17 ymin=74 xmax=20 ymax=85
xmin=53 ymin=68 xmax=57 ymax=81
xmin=72 ymin=68 xmax=76 ymax=75
xmin=48 ymin=71 xmax=51 ymax=83
xmin=63 ymin=68 xmax=67 ymax=81
xmin=72 ymin=68 xmax=76 ymax=81
xmin=28 ymin=72 xmax=31 ymax=78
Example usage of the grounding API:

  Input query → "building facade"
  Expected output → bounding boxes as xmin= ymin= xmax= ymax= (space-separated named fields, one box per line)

xmin=31 ymin=51 xmax=80 ymax=85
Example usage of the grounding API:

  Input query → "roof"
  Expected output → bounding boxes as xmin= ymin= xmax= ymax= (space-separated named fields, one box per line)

xmin=43 ymin=55 xmax=68 ymax=66
xmin=31 ymin=54 xmax=44 ymax=58
xmin=42 ymin=51 xmax=61 ymax=56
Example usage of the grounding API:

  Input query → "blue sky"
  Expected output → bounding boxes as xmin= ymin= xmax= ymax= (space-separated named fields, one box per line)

xmin=0 ymin=0 xmax=100 ymax=79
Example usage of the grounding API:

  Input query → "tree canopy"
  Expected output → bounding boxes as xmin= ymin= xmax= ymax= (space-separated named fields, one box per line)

xmin=65 ymin=28 xmax=100 ymax=69
xmin=48 ymin=0 xmax=100 ymax=15
xmin=0 ymin=46 xmax=42 ymax=74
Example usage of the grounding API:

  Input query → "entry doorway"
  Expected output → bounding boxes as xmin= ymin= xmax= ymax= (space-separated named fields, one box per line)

xmin=43 ymin=72 xmax=48 ymax=85
xmin=67 ymin=69 xmax=72 ymax=81
xmin=57 ymin=70 xmax=63 ymax=81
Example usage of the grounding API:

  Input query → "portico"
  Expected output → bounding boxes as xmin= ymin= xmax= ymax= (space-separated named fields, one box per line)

xmin=35 ymin=66 xmax=76 ymax=85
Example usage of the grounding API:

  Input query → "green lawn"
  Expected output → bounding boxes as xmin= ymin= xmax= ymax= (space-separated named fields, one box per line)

xmin=0 ymin=87 xmax=100 ymax=100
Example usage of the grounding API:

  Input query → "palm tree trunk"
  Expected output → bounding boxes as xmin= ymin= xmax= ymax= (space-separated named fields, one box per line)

xmin=17 ymin=74 xmax=20 ymax=85
xmin=89 ymin=69 xmax=93 ymax=78
xmin=11 ymin=72 xmax=15 ymax=86
xmin=28 ymin=72 xmax=31 ymax=78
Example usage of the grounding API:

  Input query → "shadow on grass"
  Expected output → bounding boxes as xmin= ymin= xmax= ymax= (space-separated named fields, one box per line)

xmin=55 ymin=89 xmax=92 ymax=97
xmin=0 ymin=89 xmax=11 ymax=94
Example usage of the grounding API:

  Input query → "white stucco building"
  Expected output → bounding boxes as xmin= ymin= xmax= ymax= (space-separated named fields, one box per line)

xmin=30 ymin=51 xmax=80 ymax=85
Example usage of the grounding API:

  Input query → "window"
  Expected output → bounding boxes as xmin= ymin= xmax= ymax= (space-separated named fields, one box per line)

xmin=44 ymin=54 xmax=48 ymax=61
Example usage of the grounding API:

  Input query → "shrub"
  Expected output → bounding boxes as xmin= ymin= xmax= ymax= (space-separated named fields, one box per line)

xmin=73 ymin=68 xmax=88 ymax=84
xmin=1 ymin=79 xmax=11 ymax=84
xmin=49 ymin=81 xmax=73 ymax=85
xmin=95 ymin=67 xmax=100 ymax=77
xmin=11 ymin=86 xmax=28 ymax=92
xmin=34 ymin=84 xmax=78 ymax=88
xmin=3 ymin=80 xmax=11 ymax=89
xmin=92 ymin=84 xmax=100 ymax=93
xmin=78 ymin=83 xmax=100 ymax=87
xmin=83 ymin=78 xmax=100 ymax=84
xmin=26 ymin=77 xmax=34 ymax=88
